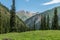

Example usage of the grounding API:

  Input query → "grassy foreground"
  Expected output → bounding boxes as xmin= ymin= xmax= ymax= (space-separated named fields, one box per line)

xmin=0 ymin=30 xmax=60 ymax=40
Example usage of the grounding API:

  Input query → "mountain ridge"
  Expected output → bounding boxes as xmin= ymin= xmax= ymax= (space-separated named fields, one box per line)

xmin=16 ymin=10 xmax=37 ymax=21
xmin=25 ymin=6 xmax=60 ymax=29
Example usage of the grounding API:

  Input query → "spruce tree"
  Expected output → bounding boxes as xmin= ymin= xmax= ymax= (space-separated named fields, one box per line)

xmin=43 ymin=15 xmax=47 ymax=30
xmin=43 ymin=15 xmax=48 ymax=30
xmin=40 ymin=14 xmax=47 ymax=30
xmin=51 ymin=8 xmax=58 ymax=30
xmin=46 ymin=15 xmax=50 ymax=30
xmin=40 ymin=15 xmax=44 ymax=30
xmin=10 ymin=0 xmax=16 ymax=32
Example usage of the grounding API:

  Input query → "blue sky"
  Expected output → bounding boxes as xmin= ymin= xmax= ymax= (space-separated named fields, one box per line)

xmin=0 ymin=0 xmax=60 ymax=12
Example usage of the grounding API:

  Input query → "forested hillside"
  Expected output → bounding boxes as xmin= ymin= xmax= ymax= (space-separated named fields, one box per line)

xmin=0 ymin=3 xmax=28 ymax=34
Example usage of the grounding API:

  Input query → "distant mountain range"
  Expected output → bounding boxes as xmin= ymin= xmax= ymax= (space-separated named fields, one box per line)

xmin=16 ymin=10 xmax=37 ymax=21
xmin=25 ymin=6 xmax=60 ymax=29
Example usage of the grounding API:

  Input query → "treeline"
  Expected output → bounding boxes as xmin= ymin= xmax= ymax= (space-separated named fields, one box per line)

xmin=39 ymin=8 xmax=59 ymax=30
xmin=28 ymin=8 xmax=59 ymax=30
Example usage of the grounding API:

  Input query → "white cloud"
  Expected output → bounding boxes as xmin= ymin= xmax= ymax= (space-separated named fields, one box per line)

xmin=43 ymin=0 xmax=60 ymax=5
xmin=25 ymin=0 xmax=30 ymax=2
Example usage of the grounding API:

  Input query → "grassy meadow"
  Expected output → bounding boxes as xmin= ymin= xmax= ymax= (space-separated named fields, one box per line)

xmin=0 ymin=30 xmax=60 ymax=40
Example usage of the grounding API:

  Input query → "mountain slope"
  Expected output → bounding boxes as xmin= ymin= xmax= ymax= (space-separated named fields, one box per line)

xmin=25 ymin=6 xmax=60 ymax=29
xmin=0 ymin=3 xmax=28 ymax=33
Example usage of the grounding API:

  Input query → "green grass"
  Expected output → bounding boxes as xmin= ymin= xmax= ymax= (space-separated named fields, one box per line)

xmin=0 ymin=30 xmax=60 ymax=40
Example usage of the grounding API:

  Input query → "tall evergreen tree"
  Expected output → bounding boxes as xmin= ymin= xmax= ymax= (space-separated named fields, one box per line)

xmin=43 ymin=15 xmax=48 ymax=30
xmin=46 ymin=15 xmax=50 ymax=30
xmin=40 ymin=14 xmax=48 ymax=30
xmin=10 ymin=0 xmax=16 ymax=32
xmin=51 ymin=8 xmax=58 ymax=30
xmin=43 ymin=15 xmax=47 ymax=30
xmin=40 ymin=15 xmax=45 ymax=30
xmin=40 ymin=15 xmax=44 ymax=30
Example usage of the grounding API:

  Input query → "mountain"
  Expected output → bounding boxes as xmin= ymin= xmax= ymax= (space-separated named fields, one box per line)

xmin=25 ymin=6 xmax=60 ymax=29
xmin=0 ymin=3 xmax=28 ymax=33
xmin=16 ymin=10 xmax=36 ymax=21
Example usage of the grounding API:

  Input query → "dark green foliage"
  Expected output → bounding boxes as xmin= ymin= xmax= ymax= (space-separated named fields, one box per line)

xmin=10 ymin=0 xmax=16 ymax=32
xmin=40 ymin=15 xmax=44 ymax=30
xmin=0 ymin=3 xmax=29 ymax=34
xmin=0 ymin=7 xmax=2 ymax=34
xmin=46 ymin=15 xmax=50 ymax=30
xmin=0 ymin=6 xmax=10 ymax=33
xmin=43 ymin=15 xmax=47 ymax=30
xmin=51 ymin=8 xmax=59 ymax=30
xmin=40 ymin=14 xmax=49 ymax=30
xmin=40 ymin=15 xmax=46 ymax=30
xmin=16 ymin=16 xmax=29 ymax=32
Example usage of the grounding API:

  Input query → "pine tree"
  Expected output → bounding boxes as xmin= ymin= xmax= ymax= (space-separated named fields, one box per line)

xmin=43 ymin=15 xmax=47 ymax=30
xmin=10 ymin=0 xmax=16 ymax=32
xmin=46 ymin=15 xmax=50 ymax=30
xmin=43 ymin=15 xmax=48 ymax=30
xmin=40 ymin=15 xmax=44 ymax=30
xmin=40 ymin=14 xmax=47 ymax=30
xmin=51 ymin=8 xmax=58 ymax=30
